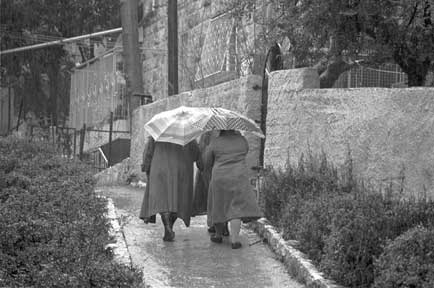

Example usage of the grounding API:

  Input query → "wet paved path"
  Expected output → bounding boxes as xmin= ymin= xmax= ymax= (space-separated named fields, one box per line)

xmin=97 ymin=185 xmax=306 ymax=288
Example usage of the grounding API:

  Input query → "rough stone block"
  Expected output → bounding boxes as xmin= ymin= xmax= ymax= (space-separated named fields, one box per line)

xmin=265 ymin=71 xmax=434 ymax=198
xmin=268 ymin=68 xmax=320 ymax=92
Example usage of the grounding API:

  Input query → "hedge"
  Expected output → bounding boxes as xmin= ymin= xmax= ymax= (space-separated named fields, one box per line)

xmin=0 ymin=137 xmax=144 ymax=287
xmin=262 ymin=152 xmax=434 ymax=288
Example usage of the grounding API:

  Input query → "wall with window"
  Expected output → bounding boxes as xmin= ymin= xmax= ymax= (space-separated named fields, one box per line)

xmin=138 ymin=0 xmax=269 ymax=101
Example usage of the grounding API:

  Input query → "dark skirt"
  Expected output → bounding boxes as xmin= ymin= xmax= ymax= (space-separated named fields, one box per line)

xmin=139 ymin=181 xmax=156 ymax=223
xmin=192 ymin=170 xmax=209 ymax=216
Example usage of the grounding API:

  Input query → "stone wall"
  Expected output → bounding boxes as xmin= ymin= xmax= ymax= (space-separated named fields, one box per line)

xmin=94 ymin=157 xmax=133 ymax=186
xmin=265 ymin=69 xmax=434 ymax=198
xmin=139 ymin=0 xmax=269 ymax=100
xmin=130 ymin=75 xmax=262 ymax=180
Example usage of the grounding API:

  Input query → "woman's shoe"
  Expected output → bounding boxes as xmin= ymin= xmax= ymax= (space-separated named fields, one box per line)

xmin=163 ymin=231 xmax=175 ymax=242
xmin=207 ymin=226 xmax=216 ymax=233
xmin=210 ymin=235 xmax=223 ymax=243
xmin=222 ymin=223 xmax=230 ymax=236
xmin=231 ymin=242 xmax=242 ymax=249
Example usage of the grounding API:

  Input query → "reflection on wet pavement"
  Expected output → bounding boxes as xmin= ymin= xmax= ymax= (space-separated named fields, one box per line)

xmin=98 ymin=186 xmax=306 ymax=288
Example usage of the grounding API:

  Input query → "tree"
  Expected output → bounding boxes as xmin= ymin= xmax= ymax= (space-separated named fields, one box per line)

xmin=0 ymin=0 xmax=120 ymax=125
xmin=236 ymin=0 xmax=434 ymax=87
xmin=367 ymin=0 xmax=434 ymax=86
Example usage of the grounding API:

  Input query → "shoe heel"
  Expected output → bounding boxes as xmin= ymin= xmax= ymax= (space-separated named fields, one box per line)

xmin=231 ymin=242 xmax=242 ymax=249
xmin=210 ymin=236 xmax=223 ymax=243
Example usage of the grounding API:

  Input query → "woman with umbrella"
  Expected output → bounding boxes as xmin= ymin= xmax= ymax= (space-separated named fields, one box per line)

xmin=192 ymin=131 xmax=230 ymax=236
xmin=140 ymin=136 xmax=202 ymax=241
xmin=205 ymin=129 xmax=263 ymax=249
xmin=197 ymin=108 xmax=264 ymax=249
xmin=139 ymin=107 xmax=205 ymax=242
xmin=140 ymin=106 xmax=263 ymax=246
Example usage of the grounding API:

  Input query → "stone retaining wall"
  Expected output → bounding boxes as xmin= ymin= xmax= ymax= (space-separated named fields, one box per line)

xmin=265 ymin=69 xmax=434 ymax=198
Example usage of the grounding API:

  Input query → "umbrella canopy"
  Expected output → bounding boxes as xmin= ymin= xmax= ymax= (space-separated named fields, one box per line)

xmin=192 ymin=107 xmax=265 ymax=138
xmin=145 ymin=106 xmax=265 ymax=146
xmin=144 ymin=106 xmax=210 ymax=146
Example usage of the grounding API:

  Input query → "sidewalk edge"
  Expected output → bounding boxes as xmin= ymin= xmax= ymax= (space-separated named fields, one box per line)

xmin=105 ymin=197 xmax=133 ymax=267
xmin=246 ymin=218 xmax=343 ymax=288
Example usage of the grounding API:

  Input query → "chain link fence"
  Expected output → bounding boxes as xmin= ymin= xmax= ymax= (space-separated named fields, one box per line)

xmin=334 ymin=64 xmax=410 ymax=88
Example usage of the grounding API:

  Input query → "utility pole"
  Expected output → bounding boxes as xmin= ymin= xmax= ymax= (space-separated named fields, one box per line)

xmin=120 ymin=0 xmax=144 ymax=124
xmin=167 ymin=0 xmax=178 ymax=96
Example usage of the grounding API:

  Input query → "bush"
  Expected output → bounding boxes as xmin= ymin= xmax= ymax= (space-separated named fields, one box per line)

xmin=0 ymin=137 xmax=144 ymax=287
xmin=373 ymin=226 xmax=434 ymax=288
xmin=261 ymin=151 xmax=434 ymax=288
xmin=262 ymin=152 xmax=341 ymax=235
xmin=293 ymin=196 xmax=336 ymax=264
xmin=320 ymin=194 xmax=388 ymax=287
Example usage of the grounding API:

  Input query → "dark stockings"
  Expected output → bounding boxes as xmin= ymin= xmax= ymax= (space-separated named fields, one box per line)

xmin=210 ymin=222 xmax=224 ymax=243
xmin=161 ymin=212 xmax=177 ymax=241
xmin=169 ymin=212 xmax=177 ymax=230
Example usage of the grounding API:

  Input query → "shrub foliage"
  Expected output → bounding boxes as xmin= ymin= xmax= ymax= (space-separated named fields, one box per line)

xmin=0 ymin=137 xmax=144 ymax=287
xmin=262 ymin=151 xmax=434 ymax=288
xmin=373 ymin=226 xmax=434 ymax=288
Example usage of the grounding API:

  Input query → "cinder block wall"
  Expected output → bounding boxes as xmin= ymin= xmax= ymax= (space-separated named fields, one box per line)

xmin=130 ymin=75 xmax=262 ymax=179
xmin=265 ymin=69 xmax=434 ymax=198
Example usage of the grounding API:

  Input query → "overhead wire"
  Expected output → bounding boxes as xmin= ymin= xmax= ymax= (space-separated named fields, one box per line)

xmin=0 ymin=31 xmax=119 ymax=48
xmin=0 ymin=28 xmax=120 ymax=50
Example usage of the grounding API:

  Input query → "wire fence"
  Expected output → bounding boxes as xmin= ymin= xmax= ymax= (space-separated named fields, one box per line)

xmin=69 ymin=50 xmax=128 ymax=130
xmin=334 ymin=64 xmax=409 ymax=88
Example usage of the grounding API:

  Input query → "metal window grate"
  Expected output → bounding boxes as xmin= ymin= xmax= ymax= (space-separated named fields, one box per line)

xmin=195 ymin=13 xmax=235 ymax=81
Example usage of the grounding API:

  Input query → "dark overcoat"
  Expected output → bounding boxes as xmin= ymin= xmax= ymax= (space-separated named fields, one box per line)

xmin=206 ymin=131 xmax=262 ymax=225
xmin=139 ymin=137 xmax=201 ymax=227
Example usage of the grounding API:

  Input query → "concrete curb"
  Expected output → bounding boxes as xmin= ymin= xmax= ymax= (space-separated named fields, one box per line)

xmin=246 ymin=218 xmax=343 ymax=288
xmin=105 ymin=197 xmax=133 ymax=267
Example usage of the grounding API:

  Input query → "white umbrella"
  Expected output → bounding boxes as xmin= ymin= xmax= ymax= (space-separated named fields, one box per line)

xmin=145 ymin=106 xmax=265 ymax=146
xmin=144 ymin=106 xmax=210 ymax=146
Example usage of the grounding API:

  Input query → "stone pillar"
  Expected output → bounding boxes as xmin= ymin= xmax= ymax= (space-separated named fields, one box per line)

xmin=264 ymin=68 xmax=320 ymax=169
xmin=268 ymin=68 xmax=319 ymax=92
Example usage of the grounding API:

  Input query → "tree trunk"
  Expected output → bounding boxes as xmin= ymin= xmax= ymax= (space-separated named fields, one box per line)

xmin=317 ymin=57 xmax=354 ymax=88
xmin=315 ymin=34 xmax=355 ymax=88
xmin=407 ymin=71 xmax=427 ymax=87
xmin=400 ymin=59 xmax=430 ymax=87
xmin=393 ymin=46 xmax=431 ymax=87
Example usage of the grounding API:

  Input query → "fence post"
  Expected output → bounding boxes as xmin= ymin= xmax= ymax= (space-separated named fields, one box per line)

xmin=16 ymin=98 xmax=23 ymax=132
xmin=79 ymin=123 xmax=86 ymax=160
xmin=73 ymin=128 xmax=77 ymax=157
xmin=52 ymin=124 xmax=55 ymax=146
xmin=108 ymin=112 xmax=113 ymax=167
xmin=7 ymin=85 xmax=11 ymax=132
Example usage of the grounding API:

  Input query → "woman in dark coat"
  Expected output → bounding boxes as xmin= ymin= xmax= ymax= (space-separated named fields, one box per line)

xmin=206 ymin=130 xmax=262 ymax=249
xmin=140 ymin=136 xmax=202 ymax=241
xmin=192 ymin=131 xmax=229 ymax=235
